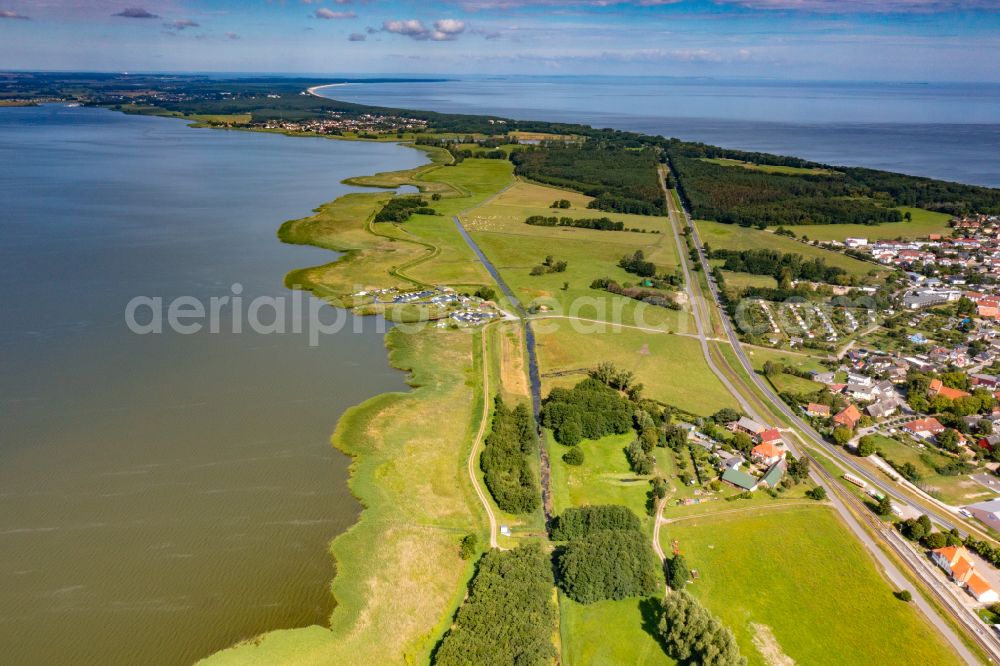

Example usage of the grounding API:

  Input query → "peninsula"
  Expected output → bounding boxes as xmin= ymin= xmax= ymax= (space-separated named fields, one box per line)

xmin=9 ymin=72 xmax=1000 ymax=666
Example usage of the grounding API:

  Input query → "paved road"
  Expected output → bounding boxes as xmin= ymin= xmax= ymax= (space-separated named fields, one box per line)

xmin=662 ymin=175 xmax=987 ymax=665
xmin=671 ymin=184 xmax=998 ymax=544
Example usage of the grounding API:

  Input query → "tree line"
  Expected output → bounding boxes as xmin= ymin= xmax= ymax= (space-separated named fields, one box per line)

xmin=709 ymin=248 xmax=847 ymax=285
xmin=525 ymin=215 xmax=626 ymax=231
xmin=480 ymin=396 xmax=540 ymax=514
xmin=590 ymin=278 xmax=681 ymax=311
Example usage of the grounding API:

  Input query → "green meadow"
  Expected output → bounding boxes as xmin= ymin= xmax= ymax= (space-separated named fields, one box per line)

xmin=696 ymin=220 xmax=885 ymax=279
xmin=662 ymin=505 xmax=958 ymax=666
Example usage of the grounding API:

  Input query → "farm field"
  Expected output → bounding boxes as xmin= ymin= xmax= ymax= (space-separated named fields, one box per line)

xmin=867 ymin=434 xmax=995 ymax=506
xmin=791 ymin=207 xmax=953 ymax=242
xmin=533 ymin=324 xmax=738 ymax=416
xmin=661 ymin=505 xmax=959 ymax=666
xmin=696 ymin=220 xmax=885 ymax=279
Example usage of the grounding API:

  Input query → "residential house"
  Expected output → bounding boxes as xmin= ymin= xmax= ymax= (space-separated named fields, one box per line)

xmin=812 ymin=371 xmax=836 ymax=385
xmin=847 ymin=372 xmax=873 ymax=386
xmin=806 ymin=403 xmax=831 ymax=418
xmin=901 ymin=417 xmax=946 ymax=439
xmin=928 ymin=378 xmax=971 ymax=401
xmin=966 ymin=572 xmax=1000 ymax=604
xmin=845 ymin=384 xmax=875 ymax=402
xmin=932 ymin=545 xmax=975 ymax=584
xmin=731 ymin=416 xmax=766 ymax=439
xmin=759 ymin=428 xmax=783 ymax=445
xmin=977 ymin=434 xmax=1000 ymax=451
xmin=717 ymin=453 xmax=745 ymax=471
xmin=867 ymin=398 xmax=902 ymax=420
xmin=833 ymin=404 xmax=862 ymax=430
xmin=971 ymin=374 xmax=1000 ymax=389
xmin=750 ymin=441 xmax=786 ymax=466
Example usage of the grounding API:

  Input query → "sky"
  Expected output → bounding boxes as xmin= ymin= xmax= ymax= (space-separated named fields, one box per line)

xmin=2 ymin=1 xmax=1000 ymax=81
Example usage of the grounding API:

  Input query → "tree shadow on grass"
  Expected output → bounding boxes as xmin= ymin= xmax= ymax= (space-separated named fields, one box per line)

xmin=638 ymin=596 xmax=670 ymax=655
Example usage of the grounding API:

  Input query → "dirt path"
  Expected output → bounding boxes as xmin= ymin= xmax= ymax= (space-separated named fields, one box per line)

xmin=468 ymin=324 xmax=504 ymax=550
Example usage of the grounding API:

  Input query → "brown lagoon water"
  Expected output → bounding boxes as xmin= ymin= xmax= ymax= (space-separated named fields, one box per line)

xmin=0 ymin=104 xmax=426 ymax=664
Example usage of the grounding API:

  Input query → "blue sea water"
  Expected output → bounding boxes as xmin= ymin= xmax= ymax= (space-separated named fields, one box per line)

xmin=318 ymin=76 xmax=1000 ymax=188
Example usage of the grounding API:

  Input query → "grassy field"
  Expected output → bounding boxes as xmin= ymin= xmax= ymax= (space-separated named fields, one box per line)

xmin=559 ymin=596 xmax=675 ymax=666
xmin=465 ymin=179 xmax=688 ymax=331
xmin=279 ymin=157 xmax=517 ymax=308
xmin=701 ymin=157 xmax=838 ymax=176
xmin=202 ymin=328 xmax=484 ymax=665
xmin=548 ymin=431 xmax=655 ymax=516
xmin=868 ymin=434 xmax=995 ymax=505
xmin=791 ymin=207 xmax=953 ymax=242
xmin=742 ymin=345 xmax=828 ymax=374
xmin=662 ymin=505 xmax=959 ymax=666
xmin=696 ymin=220 xmax=885 ymax=279
xmin=533 ymin=324 xmax=738 ymax=416
xmin=718 ymin=269 xmax=776 ymax=291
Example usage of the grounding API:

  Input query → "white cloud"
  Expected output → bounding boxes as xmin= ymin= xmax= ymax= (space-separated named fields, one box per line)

xmin=314 ymin=8 xmax=356 ymax=19
xmin=380 ymin=18 xmax=468 ymax=41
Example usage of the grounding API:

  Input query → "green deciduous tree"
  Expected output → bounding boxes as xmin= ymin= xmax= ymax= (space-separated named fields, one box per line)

xmin=668 ymin=554 xmax=689 ymax=591
xmin=556 ymin=528 xmax=661 ymax=604
xmin=658 ymin=592 xmax=746 ymax=666
xmin=435 ymin=543 xmax=557 ymax=666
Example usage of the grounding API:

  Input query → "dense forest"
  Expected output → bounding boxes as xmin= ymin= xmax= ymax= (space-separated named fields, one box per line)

xmin=434 ymin=543 xmax=557 ymax=666
xmin=710 ymin=248 xmax=848 ymax=285
xmin=511 ymin=143 xmax=665 ymax=215
xmin=671 ymin=157 xmax=905 ymax=227
xmin=668 ymin=140 xmax=1000 ymax=221
xmin=480 ymin=396 xmax=540 ymax=514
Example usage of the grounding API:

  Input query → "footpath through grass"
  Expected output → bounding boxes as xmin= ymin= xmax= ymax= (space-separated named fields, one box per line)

xmin=661 ymin=505 xmax=958 ymax=666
